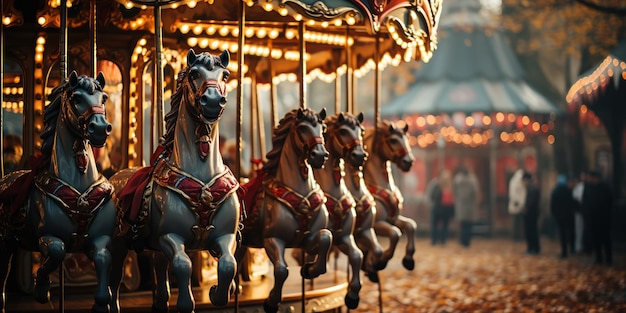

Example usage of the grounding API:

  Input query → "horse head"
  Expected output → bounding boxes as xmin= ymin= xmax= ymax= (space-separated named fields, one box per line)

xmin=377 ymin=121 xmax=414 ymax=172
xmin=295 ymin=107 xmax=329 ymax=169
xmin=62 ymin=70 xmax=112 ymax=148
xmin=325 ymin=112 xmax=367 ymax=169
xmin=184 ymin=48 xmax=230 ymax=123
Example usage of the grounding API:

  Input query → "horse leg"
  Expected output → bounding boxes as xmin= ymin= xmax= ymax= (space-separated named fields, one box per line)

xmin=373 ymin=221 xmax=401 ymax=267
xmin=335 ymin=234 xmax=362 ymax=309
xmin=159 ymin=234 xmax=194 ymax=313
xmin=356 ymin=228 xmax=384 ymax=282
xmin=152 ymin=252 xmax=171 ymax=313
xmin=208 ymin=233 xmax=236 ymax=307
xmin=90 ymin=235 xmax=112 ymax=313
xmin=395 ymin=216 xmax=417 ymax=270
xmin=263 ymin=237 xmax=288 ymax=313
xmin=34 ymin=235 xmax=66 ymax=304
xmin=1 ymin=238 xmax=17 ymax=313
xmin=301 ymin=229 xmax=332 ymax=279
xmin=108 ymin=238 xmax=128 ymax=313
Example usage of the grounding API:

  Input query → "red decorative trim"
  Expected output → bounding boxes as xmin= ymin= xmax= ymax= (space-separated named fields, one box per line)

xmin=325 ymin=193 xmax=355 ymax=230
xmin=367 ymin=184 xmax=401 ymax=221
xmin=266 ymin=181 xmax=326 ymax=231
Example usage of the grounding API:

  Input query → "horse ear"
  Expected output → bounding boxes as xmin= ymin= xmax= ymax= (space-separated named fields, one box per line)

xmin=187 ymin=49 xmax=197 ymax=66
xmin=388 ymin=124 xmax=395 ymax=132
xmin=319 ymin=108 xmax=327 ymax=120
xmin=357 ymin=112 xmax=364 ymax=123
xmin=403 ymin=123 xmax=409 ymax=133
xmin=338 ymin=112 xmax=345 ymax=122
xmin=69 ymin=70 xmax=79 ymax=88
xmin=297 ymin=107 xmax=304 ymax=119
xmin=96 ymin=71 xmax=106 ymax=89
xmin=220 ymin=50 xmax=230 ymax=67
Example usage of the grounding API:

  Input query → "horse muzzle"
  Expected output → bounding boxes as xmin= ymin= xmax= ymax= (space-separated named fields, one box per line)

xmin=308 ymin=144 xmax=329 ymax=169
xmin=397 ymin=154 xmax=414 ymax=172
xmin=198 ymin=87 xmax=227 ymax=122
xmin=347 ymin=146 xmax=367 ymax=168
xmin=86 ymin=114 xmax=112 ymax=148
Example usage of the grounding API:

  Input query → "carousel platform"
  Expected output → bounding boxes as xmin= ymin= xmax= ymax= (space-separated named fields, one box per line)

xmin=5 ymin=268 xmax=349 ymax=313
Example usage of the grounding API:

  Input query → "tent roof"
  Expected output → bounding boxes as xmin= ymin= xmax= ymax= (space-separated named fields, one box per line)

xmin=382 ymin=0 xmax=560 ymax=117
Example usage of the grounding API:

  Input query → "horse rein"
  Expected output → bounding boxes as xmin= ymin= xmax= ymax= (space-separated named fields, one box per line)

xmin=62 ymin=90 xmax=107 ymax=140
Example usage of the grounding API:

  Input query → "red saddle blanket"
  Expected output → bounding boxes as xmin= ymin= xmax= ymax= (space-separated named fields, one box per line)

xmin=0 ymin=154 xmax=47 ymax=216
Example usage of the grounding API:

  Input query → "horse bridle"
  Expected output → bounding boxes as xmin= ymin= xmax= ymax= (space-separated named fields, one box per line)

xmin=329 ymin=126 xmax=363 ymax=159
xmin=186 ymin=63 xmax=228 ymax=124
xmin=62 ymin=88 xmax=107 ymax=141
xmin=293 ymin=121 xmax=325 ymax=160
xmin=379 ymin=131 xmax=409 ymax=164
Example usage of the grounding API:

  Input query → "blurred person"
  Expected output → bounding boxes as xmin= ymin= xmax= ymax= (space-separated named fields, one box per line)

xmin=426 ymin=169 xmax=454 ymax=245
xmin=452 ymin=167 xmax=479 ymax=247
xmin=582 ymin=170 xmax=613 ymax=265
xmin=508 ymin=169 xmax=526 ymax=241
xmin=571 ymin=172 xmax=586 ymax=253
xmin=522 ymin=172 xmax=541 ymax=255
xmin=573 ymin=171 xmax=593 ymax=254
xmin=550 ymin=174 xmax=576 ymax=258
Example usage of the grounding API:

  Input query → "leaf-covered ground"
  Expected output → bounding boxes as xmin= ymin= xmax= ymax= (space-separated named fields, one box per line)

xmin=350 ymin=238 xmax=626 ymax=313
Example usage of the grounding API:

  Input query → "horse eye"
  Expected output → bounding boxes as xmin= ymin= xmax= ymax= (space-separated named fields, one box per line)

xmin=102 ymin=94 xmax=108 ymax=103
xmin=222 ymin=70 xmax=230 ymax=81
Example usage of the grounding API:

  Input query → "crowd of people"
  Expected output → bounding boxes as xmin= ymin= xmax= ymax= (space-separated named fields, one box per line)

xmin=427 ymin=166 xmax=615 ymax=266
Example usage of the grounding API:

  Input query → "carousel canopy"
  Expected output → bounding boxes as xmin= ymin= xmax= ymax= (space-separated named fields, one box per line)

xmin=381 ymin=0 xmax=559 ymax=117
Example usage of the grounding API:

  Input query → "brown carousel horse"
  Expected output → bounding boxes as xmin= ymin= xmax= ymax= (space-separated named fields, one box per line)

xmin=239 ymin=107 xmax=332 ymax=313
xmin=343 ymin=129 xmax=386 ymax=283
xmin=0 ymin=71 xmax=115 ymax=313
xmin=363 ymin=120 xmax=417 ymax=271
xmin=108 ymin=49 xmax=240 ymax=313
xmin=309 ymin=112 xmax=368 ymax=309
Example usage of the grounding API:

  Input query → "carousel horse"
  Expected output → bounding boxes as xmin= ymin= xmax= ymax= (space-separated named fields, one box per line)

xmin=309 ymin=112 xmax=368 ymax=309
xmin=363 ymin=120 xmax=417 ymax=271
xmin=239 ymin=107 xmax=333 ymax=313
xmin=0 ymin=71 xmax=115 ymax=313
xmin=343 ymin=130 xmax=386 ymax=283
xmin=108 ymin=49 xmax=240 ymax=313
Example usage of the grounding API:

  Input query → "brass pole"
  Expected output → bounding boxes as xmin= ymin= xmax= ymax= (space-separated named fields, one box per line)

xmin=1 ymin=0 xmax=5 ymax=177
xmin=268 ymin=51 xmax=278 ymax=127
xmin=298 ymin=21 xmax=306 ymax=109
xmin=90 ymin=0 xmax=97 ymax=76
xmin=345 ymin=26 xmax=352 ymax=114
xmin=236 ymin=0 xmax=245 ymax=180
xmin=154 ymin=3 xmax=165 ymax=141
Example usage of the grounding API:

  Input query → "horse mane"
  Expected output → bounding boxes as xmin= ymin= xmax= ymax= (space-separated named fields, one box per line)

xmin=325 ymin=113 xmax=363 ymax=140
xmin=263 ymin=108 xmax=322 ymax=177
xmin=40 ymin=75 xmax=103 ymax=161
xmin=162 ymin=52 xmax=225 ymax=150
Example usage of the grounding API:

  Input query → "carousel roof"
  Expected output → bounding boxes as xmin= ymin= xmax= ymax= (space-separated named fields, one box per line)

xmin=2 ymin=0 xmax=442 ymax=83
xmin=381 ymin=0 xmax=559 ymax=117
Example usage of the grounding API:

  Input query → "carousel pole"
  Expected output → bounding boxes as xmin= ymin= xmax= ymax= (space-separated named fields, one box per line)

xmin=59 ymin=0 xmax=69 ymax=311
xmin=267 ymin=50 xmax=278 ymax=128
xmin=89 ymin=0 xmax=97 ymax=76
xmin=234 ymin=2 xmax=246 ymax=312
xmin=373 ymin=33 xmax=383 ymax=313
xmin=298 ymin=20 xmax=307 ymax=313
xmin=1 ymin=0 xmax=5 ymax=177
xmin=250 ymin=63 xmax=257 ymax=164
xmin=299 ymin=21 xmax=306 ymax=109
xmin=345 ymin=26 xmax=352 ymax=114
xmin=153 ymin=2 xmax=165 ymax=143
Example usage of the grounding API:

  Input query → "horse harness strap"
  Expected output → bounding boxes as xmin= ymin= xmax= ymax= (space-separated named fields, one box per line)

xmin=354 ymin=193 xmax=375 ymax=230
xmin=325 ymin=192 xmax=355 ymax=231
xmin=35 ymin=171 xmax=113 ymax=236
xmin=265 ymin=180 xmax=326 ymax=232
xmin=153 ymin=159 xmax=239 ymax=227
xmin=367 ymin=184 xmax=403 ymax=222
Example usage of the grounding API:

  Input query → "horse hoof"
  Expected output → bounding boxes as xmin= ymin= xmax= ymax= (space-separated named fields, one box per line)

xmin=345 ymin=293 xmax=359 ymax=309
xmin=300 ymin=265 xmax=313 ymax=279
xmin=209 ymin=285 xmax=229 ymax=307
xmin=402 ymin=257 xmax=415 ymax=270
xmin=91 ymin=304 xmax=109 ymax=313
xmin=151 ymin=304 xmax=169 ymax=313
xmin=263 ymin=299 xmax=279 ymax=313
xmin=366 ymin=270 xmax=379 ymax=283
xmin=33 ymin=279 xmax=50 ymax=304
xmin=375 ymin=260 xmax=388 ymax=271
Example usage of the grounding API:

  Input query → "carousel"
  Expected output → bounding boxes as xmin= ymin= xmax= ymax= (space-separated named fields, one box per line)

xmin=1 ymin=0 xmax=441 ymax=312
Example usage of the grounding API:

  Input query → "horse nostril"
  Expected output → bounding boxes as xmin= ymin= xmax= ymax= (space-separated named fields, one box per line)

xmin=88 ymin=122 xmax=96 ymax=134
xmin=201 ymin=94 xmax=209 ymax=105
xmin=219 ymin=97 xmax=227 ymax=105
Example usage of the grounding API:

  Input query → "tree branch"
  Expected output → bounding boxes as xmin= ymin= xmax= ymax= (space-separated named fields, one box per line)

xmin=574 ymin=0 xmax=626 ymax=16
